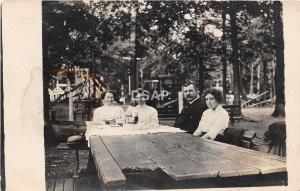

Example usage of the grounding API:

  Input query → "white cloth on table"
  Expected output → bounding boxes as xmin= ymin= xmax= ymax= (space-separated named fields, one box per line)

xmin=85 ymin=124 xmax=110 ymax=147
xmin=193 ymin=104 xmax=229 ymax=140
xmin=85 ymin=124 xmax=185 ymax=146
xmin=92 ymin=105 xmax=125 ymax=124
xmin=125 ymin=104 xmax=159 ymax=126
xmin=86 ymin=105 xmax=125 ymax=146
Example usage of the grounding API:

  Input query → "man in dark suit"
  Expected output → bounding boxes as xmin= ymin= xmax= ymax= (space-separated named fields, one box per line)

xmin=174 ymin=81 xmax=207 ymax=134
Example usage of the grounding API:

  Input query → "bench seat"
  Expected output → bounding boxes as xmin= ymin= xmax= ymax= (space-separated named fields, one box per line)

xmin=56 ymin=142 xmax=89 ymax=178
xmin=47 ymin=178 xmax=74 ymax=191
xmin=47 ymin=178 xmax=102 ymax=191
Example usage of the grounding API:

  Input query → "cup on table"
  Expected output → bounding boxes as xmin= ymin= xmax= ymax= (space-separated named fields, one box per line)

xmin=132 ymin=110 xmax=138 ymax=124
xmin=126 ymin=117 xmax=134 ymax=124
xmin=105 ymin=119 xmax=116 ymax=125
xmin=115 ymin=119 xmax=125 ymax=127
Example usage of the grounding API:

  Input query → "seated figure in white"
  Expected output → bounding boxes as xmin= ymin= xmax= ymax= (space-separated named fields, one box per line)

xmin=193 ymin=88 xmax=229 ymax=140
xmin=126 ymin=91 xmax=159 ymax=126
xmin=85 ymin=91 xmax=125 ymax=145
xmin=92 ymin=91 xmax=125 ymax=125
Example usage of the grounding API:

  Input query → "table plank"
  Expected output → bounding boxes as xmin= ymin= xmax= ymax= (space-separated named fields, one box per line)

xmin=167 ymin=133 xmax=286 ymax=174
xmin=143 ymin=133 xmax=260 ymax=177
xmin=131 ymin=134 xmax=220 ymax=180
xmin=202 ymin=136 xmax=286 ymax=162
xmin=89 ymin=128 xmax=286 ymax=187
xmin=89 ymin=136 xmax=126 ymax=188
xmin=101 ymin=135 xmax=159 ymax=172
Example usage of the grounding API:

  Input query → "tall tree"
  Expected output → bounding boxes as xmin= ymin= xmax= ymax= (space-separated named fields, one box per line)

xmin=229 ymin=2 xmax=241 ymax=115
xmin=272 ymin=1 xmax=285 ymax=117
xmin=221 ymin=4 xmax=227 ymax=102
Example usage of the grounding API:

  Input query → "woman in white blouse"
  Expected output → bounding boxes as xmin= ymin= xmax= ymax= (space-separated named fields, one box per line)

xmin=125 ymin=92 xmax=159 ymax=126
xmin=193 ymin=88 xmax=229 ymax=140
xmin=85 ymin=91 xmax=125 ymax=146
xmin=92 ymin=91 xmax=125 ymax=124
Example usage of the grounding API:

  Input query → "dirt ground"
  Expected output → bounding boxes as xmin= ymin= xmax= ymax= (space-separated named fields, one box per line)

xmin=45 ymin=106 xmax=285 ymax=179
xmin=230 ymin=107 xmax=285 ymax=137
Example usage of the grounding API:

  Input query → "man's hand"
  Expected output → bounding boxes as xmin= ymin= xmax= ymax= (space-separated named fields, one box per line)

xmin=193 ymin=130 xmax=202 ymax=136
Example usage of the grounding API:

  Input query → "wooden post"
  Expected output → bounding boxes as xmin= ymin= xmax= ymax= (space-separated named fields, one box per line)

xmin=257 ymin=64 xmax=260 ymax=93
xmin=250 ymin=62 xmax=254 ymax=95
xmin=68 ymin=81 xmax=74 ymax=121
xmin=128 ymin=69 xmax=131 ymax=95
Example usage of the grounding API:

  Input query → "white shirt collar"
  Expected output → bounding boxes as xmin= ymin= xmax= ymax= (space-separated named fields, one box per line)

xmin=189 ymin=95 xmax=200 ymax=104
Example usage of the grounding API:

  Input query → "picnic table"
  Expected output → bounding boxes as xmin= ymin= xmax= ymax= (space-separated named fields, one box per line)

xmin=88 ymin=125 xmax=287 ymax=190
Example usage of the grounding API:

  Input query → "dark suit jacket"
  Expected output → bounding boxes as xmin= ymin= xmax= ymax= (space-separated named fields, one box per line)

xmin=174 ymin=97 xmax=208 ymax=134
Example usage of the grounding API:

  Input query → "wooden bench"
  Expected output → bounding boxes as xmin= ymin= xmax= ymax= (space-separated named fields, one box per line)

xmin=47 ymin=178 xmax=74 ymax=191
xmin=49 ymin=121 xmax=86 ymax=130
xmin=216 ymin=128 xmax=256 ymax=149
xmin=49 ymin=121 xmax=87 ymax=137
xmin=56 ymin=142 xmax=89 ymax=178
xmin=54 ymin=121 xmax=91 ymax=178
xmin=47 ymin=178 xmax=101 ymax=191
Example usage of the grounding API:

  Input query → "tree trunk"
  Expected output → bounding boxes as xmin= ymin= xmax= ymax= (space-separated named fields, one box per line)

xmin=262 ymin=61 xmax=269 ymax=100
xmin=257 ymin=64 xmax=260 ymax=93
xmin=229 ymin=2 xmax=241 ymax=116
xmin=198 ymin=57 xmax=205 ymax=94
xmin=272 ymin=1 xmax=285 ymax=117
xmin=262 ymin=61 xmax=268 ymax=92
xmin=250 ymin=62 xmax=254 ymax=95
xmin=222 ymin=8 xmax=227 ymax=103
xmin=240 ymin=64 xmax=248 ymax=100
xmin=130 ymin=4 xmax=138 ymax=91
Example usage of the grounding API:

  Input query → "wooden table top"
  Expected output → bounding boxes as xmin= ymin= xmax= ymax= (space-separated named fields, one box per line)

xmin=88 ymin=126 xmax=286 ymax=189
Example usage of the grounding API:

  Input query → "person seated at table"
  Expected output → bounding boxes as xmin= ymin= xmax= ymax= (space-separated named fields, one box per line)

xmin=84 ymin=91 xmax=125 ymax=147
xmin=193 ymin=88 xmax=229 ymax=140
xmin=125 ymin=91 xmax=159 ymax=126
xmin=125 ymin=99 xmax=137 ymax=117
xmin=92 ymin=90 xmax=125 ymax=125
xmin=173 ymin=81 xmax=208 ymax=134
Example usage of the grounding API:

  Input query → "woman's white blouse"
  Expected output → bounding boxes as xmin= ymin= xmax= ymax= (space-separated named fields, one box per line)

xmin=92 ymin=105 xmax=125 ymax=124
xmin=126 ymin=105 xmax=159 ymax=125
xmin=193 ymin=105 xmax=229 ymax=140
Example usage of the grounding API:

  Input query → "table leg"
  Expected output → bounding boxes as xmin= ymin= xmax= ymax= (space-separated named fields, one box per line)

xmin=73 ymin=150 xmax=80 ymax=178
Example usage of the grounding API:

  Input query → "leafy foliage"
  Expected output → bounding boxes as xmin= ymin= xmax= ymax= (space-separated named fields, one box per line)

xmin=43 ymin=1 xmax=279 ymax=98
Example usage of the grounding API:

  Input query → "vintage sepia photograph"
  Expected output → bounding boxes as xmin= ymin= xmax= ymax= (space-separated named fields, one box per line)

xmin=3 ymin=0 xmax=300 ymax=190
xmin=42 ymin=1 xmax=287 ymax=190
